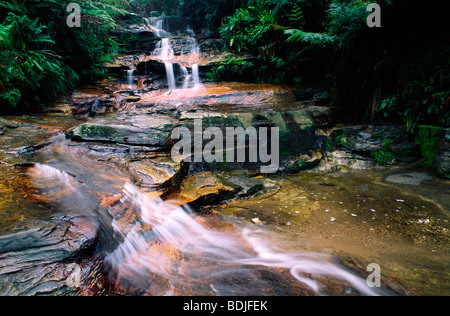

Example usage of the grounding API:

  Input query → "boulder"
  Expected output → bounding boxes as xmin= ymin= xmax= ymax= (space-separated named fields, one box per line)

xmin=113 ymin=25 xmax=158 ymax=54
xmin=127 ymin=156 xmax=186 ymax=188
xmin=313 ymin=125 xmax=422 ymax=172
xmin=0 ymin=118 xmax=20 ymax=135
xmin=167 ymin=171 xmax=276 ymax=208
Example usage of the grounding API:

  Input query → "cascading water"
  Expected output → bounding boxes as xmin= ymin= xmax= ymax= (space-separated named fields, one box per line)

xmin=162 ymin=39 xmax=176 ymax=91
xmin=149 ymin=17 xmax=202 ymax=91
xmin=152 ymin=38 xmax=176 ymax=91
xmin=181 ymin=37 xmax=202 ymax=88
xmin=192 ymin=64 xmax=200 ymax=87
xmin=126 ymin=69 xmax=136 ymax=88
xmin=146 ymin=17 xmax=172 ymax=38
xmin=104 ymin=183 xmax=383 ymax=296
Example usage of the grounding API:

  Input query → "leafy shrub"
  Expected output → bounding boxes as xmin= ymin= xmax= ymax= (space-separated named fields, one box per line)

xmin=0 ymin=0 xmax=129 ymax=113
xmin=211 ymin=57 xmax=256 ymax=82
xmin=0 ymin=13 xmax=78 ymax=112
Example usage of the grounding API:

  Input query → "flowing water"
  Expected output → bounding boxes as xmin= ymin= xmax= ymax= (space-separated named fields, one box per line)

xmin=126 ymin=70 xmax=136 ymax=88
xmin=16 ymin=133 xmax=386 ymax=295
xmin=104 ymin=183 xmax=383 ymax=296
xmin=149 ymin=19 xmax=202 ymax=91
xmin=2 ymin=102 xmax=448 ymax=296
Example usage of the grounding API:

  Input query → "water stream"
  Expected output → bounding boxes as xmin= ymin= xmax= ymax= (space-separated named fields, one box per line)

xmin=104 ymin=183 xmax=382 ymax=296
xmin=1 ymin=100 xmax=449 ymax=296
xmin=19 ymin=134 xmax=383 ymax=295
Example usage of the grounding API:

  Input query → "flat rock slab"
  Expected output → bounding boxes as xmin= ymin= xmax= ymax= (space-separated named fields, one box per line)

xmin=0 ymin=216 xmax=98 ymax=295
xmin=67 ymin=112 xmax=178 ymax=148
xmin=385 ymin=172 xmax=434 ymax=186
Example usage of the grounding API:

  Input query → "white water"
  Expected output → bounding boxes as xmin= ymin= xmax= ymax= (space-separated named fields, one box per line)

xmin=126 ymin=69 xmax=136 ymax=88
xmin=153 ymin=39 xmax=176 ymax=91
xmin=192 ymin=64 xmax=200 ymax=87
xmin=181 ymin=37 xmax=202 ymax=88
xmin=149 ymin=18 xmax=202 ymax=91
xmin=146 ymin=17 xmax=172 ymax=38
xmin=105 ymin=183 xmax=381 ymax=296
xmin=33 ymin=163 xmax=77 ymax=190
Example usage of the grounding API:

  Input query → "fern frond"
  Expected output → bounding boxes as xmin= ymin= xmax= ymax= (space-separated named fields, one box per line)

xmin=285 ymin=29 xmax=336 ymax=47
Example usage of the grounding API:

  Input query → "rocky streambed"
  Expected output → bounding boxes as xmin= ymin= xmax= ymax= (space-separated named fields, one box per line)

xmin=0 ymin=82 xmax=449 ymax=296
xmin=0 ymin=14 xmax=449 ymax=295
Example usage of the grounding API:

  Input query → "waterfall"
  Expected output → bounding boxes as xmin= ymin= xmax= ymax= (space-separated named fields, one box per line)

xmin=126 ymin=69 xmax=136 ymax=88
xmin=185 ymin=37 xmax=202 ymax=87
xmin=180 ymin=66 xmax=193 ymax=89
xmin=192 ymin=64 xmax=200 ymax=87
xmin=165 ymin=63 xmax=176 ymax=91
xmin=149 ymin=17 xmax=202 ymax=91
xmin=146 ymin=17 xmax=171 ymax=38
xmin=161 ymin=39 xmax=176 ymax=90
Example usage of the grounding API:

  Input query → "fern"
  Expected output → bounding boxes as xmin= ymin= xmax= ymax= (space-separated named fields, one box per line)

xmin=285 ymin=29 xmax=336 ymax=47
xmin=289 ymin=3 xmax=304 ymax=28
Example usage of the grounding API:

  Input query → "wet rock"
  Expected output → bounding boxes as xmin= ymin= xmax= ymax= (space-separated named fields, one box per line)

xmin=113 ymin=25 xmax=158 ymax=54
xmin=0 ymin=118 xmax=20 ymax=129
xmin=174 ymin=171 xmax=243 ymax=207
xmin=434 ymin=128 xmax=450 ymax=179
xmin=316 ymin=149 xmax=376 ymax=173
xmin=0 ymin=216 xmax=98 ymax=296
xmin=127 ymin=156 xmax=186 ymax=188
xmin=125 ymin=96 xmax=141 ymax=103
xmin=329 ymin=125 xmax=406 ymax=153
xmin=0 ymin=118 xmax=20 ymax=136
xmin=66 ymin=110 xmax=178 ymax=148
xmin=281 ymin=150 xmax=323 ymax=174
xmin=70 ymin=88 xmax=119 ymax=116
xmin=167 ymin=171 xmax=277 ymax=208
xmin=318 ymin=125 xmax=419 ymax=172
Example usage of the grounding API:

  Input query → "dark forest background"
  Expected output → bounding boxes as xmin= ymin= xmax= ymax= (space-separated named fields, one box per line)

xmin=1 ymin=0 xmax=448 ymax=131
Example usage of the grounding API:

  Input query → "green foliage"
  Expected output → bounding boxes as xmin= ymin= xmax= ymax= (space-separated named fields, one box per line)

xmin=210 ymin=57 xmax=256 ymax=82
xmin=0 ymin=13 xmax=78 ymax=111
xmin=371 ymin=138 xmax=397 ymax=165
xmin=414 ymin=125 xmax=442 ymax=168
xmin=278 ymin=0 xmax=450 ymax=128
xmin=0 ymin=0 xmax=128 ymax=113
xmin=220 ymin=7 xmax=277 ymax=55
xmin=285 ymin=29 xmax=335 ymax=47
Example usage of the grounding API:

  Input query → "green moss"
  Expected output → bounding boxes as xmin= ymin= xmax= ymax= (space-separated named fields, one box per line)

xmin=414 ymin=125 xmax=442 ymax=168
xmin=77 ymin=124 xmax=118 ymax=139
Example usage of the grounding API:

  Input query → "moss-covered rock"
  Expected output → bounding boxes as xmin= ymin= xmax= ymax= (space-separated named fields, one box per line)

xmin=66 ymin=111 xmax=178 ymax=148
